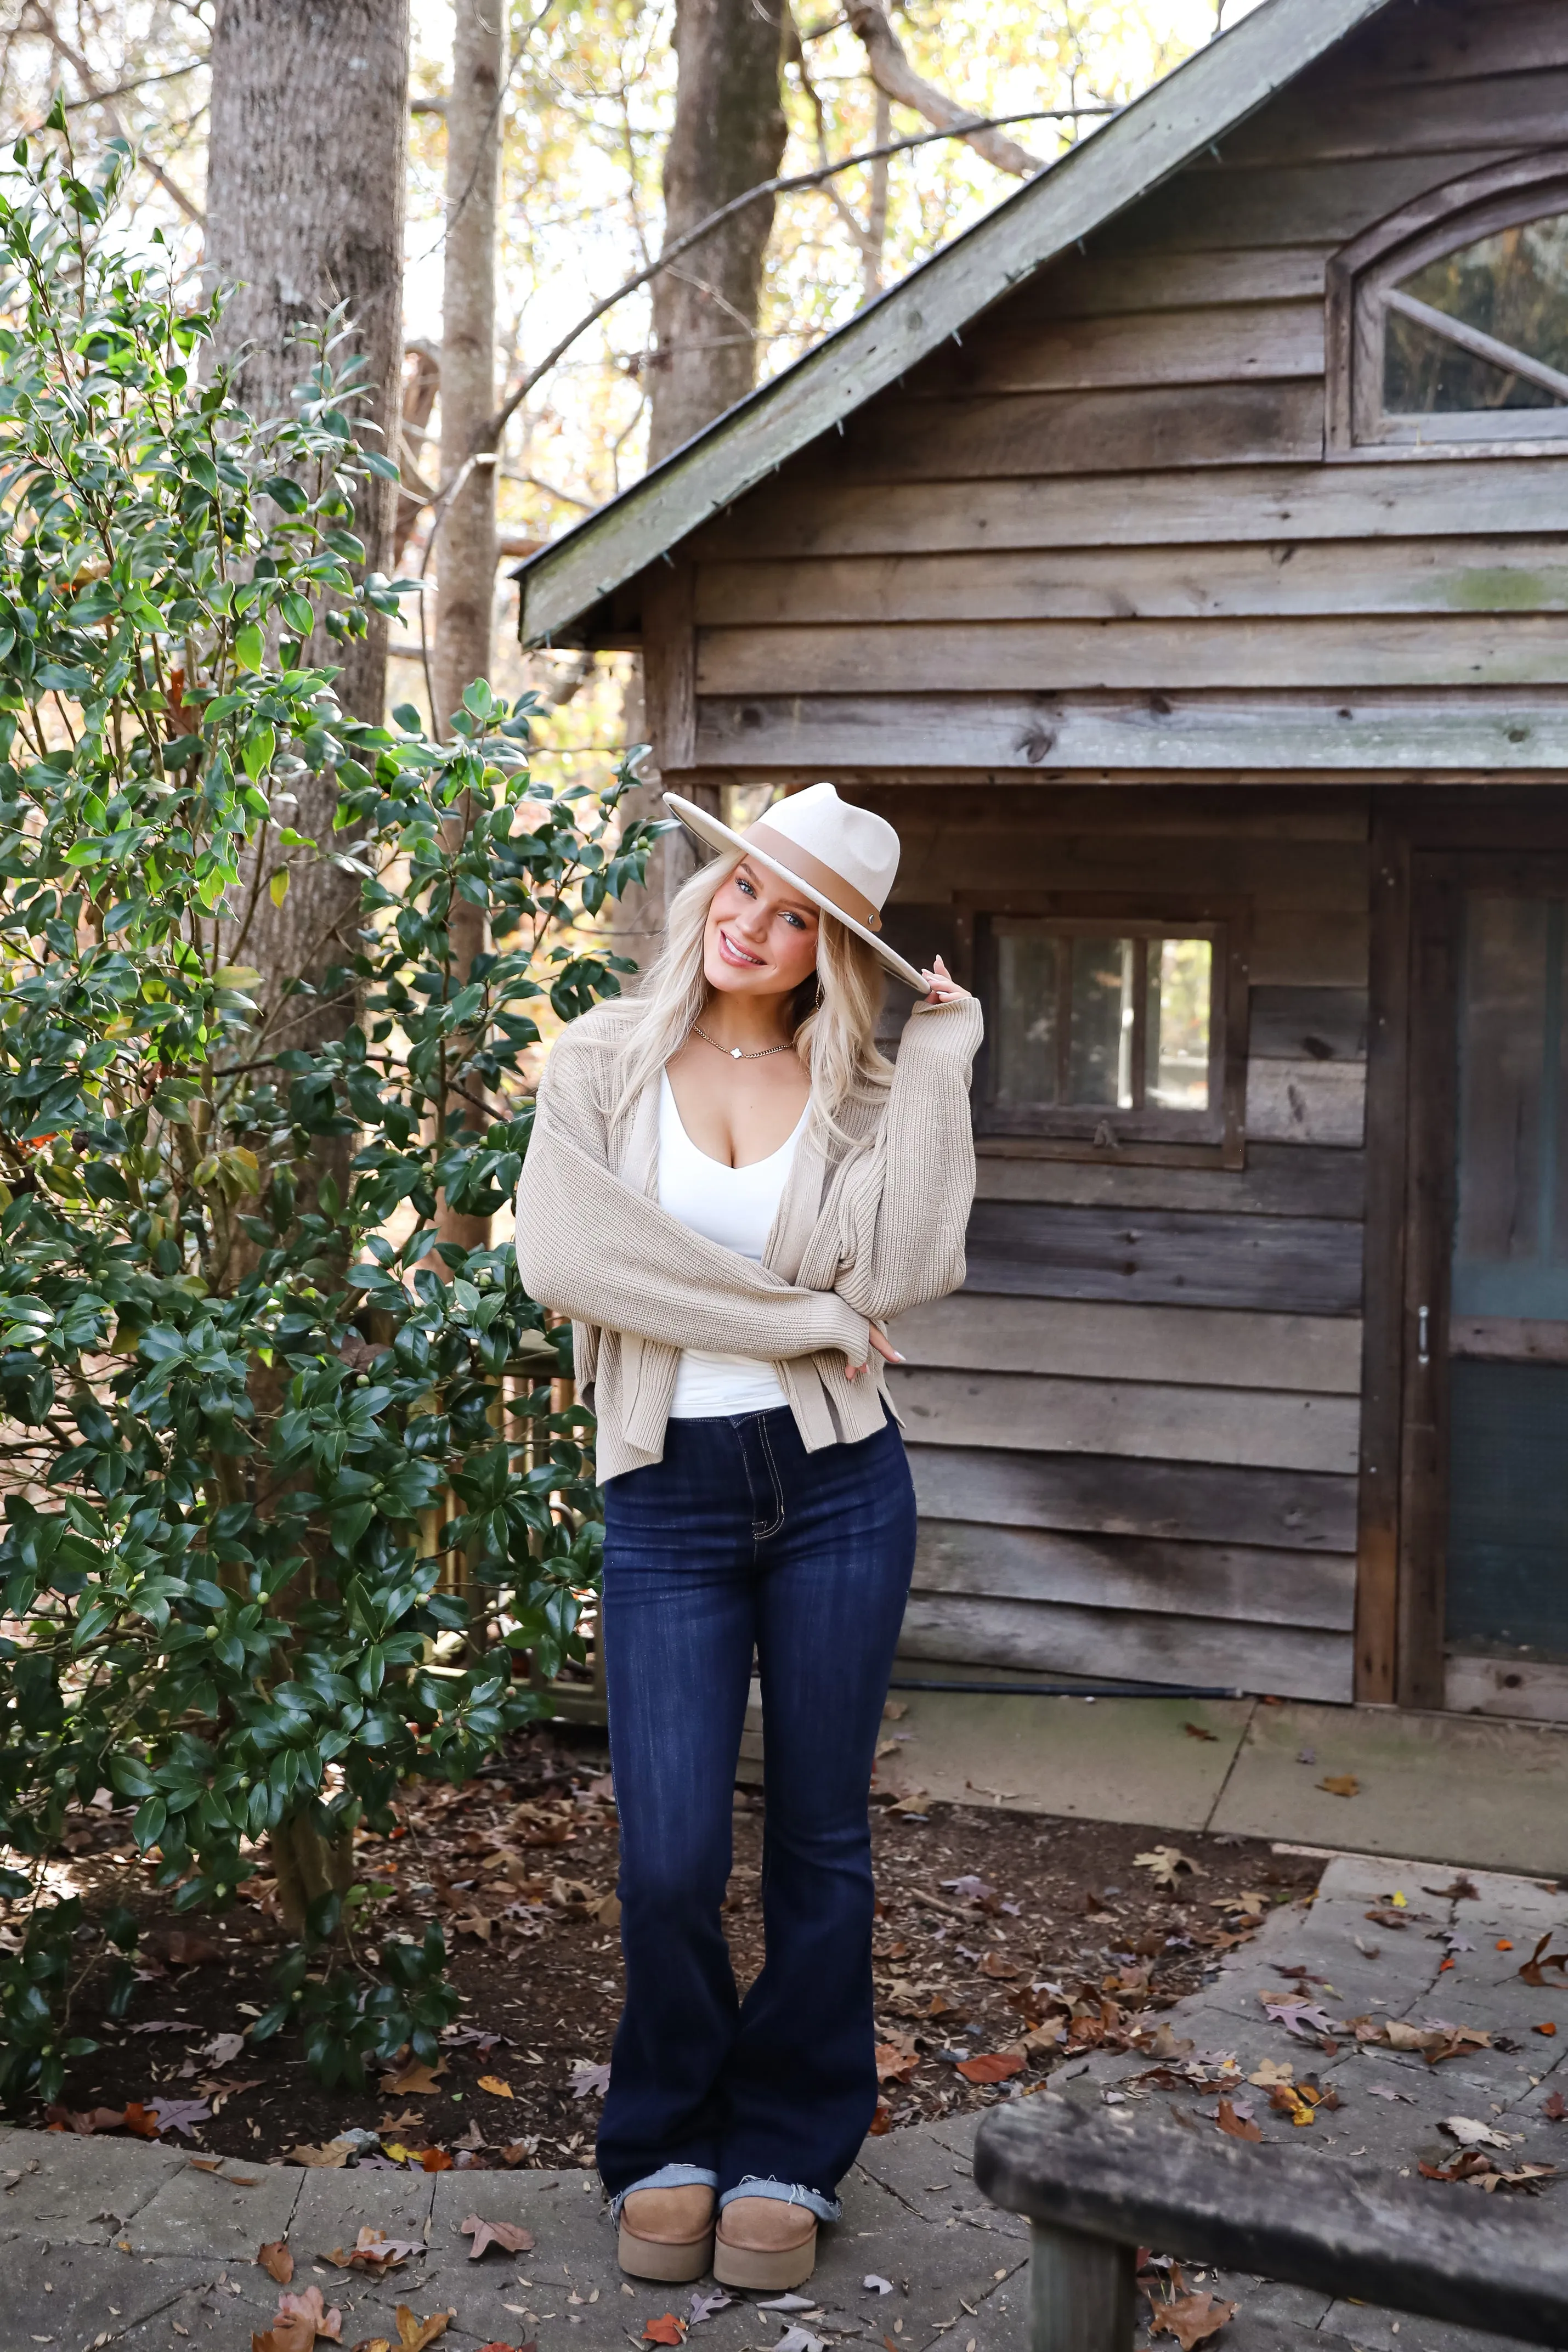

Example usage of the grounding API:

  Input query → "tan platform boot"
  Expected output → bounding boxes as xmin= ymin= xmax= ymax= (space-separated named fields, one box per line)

xmin=616 ymin=2184 xmax=717 ymax=2283
xmin=711 ymin=2195 xmax=818 ymax=2291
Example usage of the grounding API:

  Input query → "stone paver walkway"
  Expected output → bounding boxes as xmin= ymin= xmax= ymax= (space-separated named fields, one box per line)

xmin=4 ymin=1851 xmax=1565 ymax=2352
xmin=1066 ymin=1852 xmax=1568 ymax=2351
xmin=0 ymin=2107 xmax=1024 ymax=2351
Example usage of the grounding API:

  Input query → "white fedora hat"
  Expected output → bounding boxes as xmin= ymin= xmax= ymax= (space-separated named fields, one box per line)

xmin=663 ymin=783 xmax=926 ymax=992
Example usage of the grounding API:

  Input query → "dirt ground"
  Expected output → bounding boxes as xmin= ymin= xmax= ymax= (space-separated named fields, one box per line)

xmin=14 ymin=1720 xmax=1322 ymax=2167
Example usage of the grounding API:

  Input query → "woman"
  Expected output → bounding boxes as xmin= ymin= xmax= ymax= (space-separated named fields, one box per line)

xmin=516 ymin=782 xmax=981 ymax=2293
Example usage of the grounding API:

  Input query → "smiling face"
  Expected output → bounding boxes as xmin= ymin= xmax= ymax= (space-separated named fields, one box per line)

xmin=703 ymin=856 xmax=821 ymax=1003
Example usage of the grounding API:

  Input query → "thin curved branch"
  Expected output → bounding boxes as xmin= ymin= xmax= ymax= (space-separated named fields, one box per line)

xmin=487 ymin=105 xmax=1111 ymax=445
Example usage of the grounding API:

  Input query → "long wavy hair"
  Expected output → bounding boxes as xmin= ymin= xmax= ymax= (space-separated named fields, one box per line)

xmin=614 ymin=850 xmax=894 ymax=1145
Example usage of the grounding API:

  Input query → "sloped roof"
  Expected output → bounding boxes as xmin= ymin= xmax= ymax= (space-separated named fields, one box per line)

xmin=517 ymin=0 xmax=1399 ymax=647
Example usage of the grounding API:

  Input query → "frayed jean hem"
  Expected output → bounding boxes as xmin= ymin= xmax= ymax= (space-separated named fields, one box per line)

xmin=609 ymin=2163 xmax=718 ymax=2224
xmin=719 ymin=2175 xmax=841 ymax=2225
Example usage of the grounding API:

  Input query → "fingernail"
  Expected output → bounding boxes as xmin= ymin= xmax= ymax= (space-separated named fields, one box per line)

xmin=892 ymin=1350 xmax=906 ymax=1362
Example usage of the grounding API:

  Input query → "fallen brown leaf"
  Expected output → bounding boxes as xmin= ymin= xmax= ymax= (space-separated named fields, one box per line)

xmin=416 ymin=2147 xmax=455 ymax=2173
xmin=1147 ymin=2265 xmax=1236 ymax=2348
xmin=955 ymin=2051 xmax=1024 ymax=2084
xmin=257 ymin=2240 xmax=295 ymax=2285
xmin=324 ymin=2226 xmax=422 ymax=2274
xmin=1182 ymin=1722 xmax=1219 ymax=1742
xmin=978 ymin=1952 xmax=1019 ymax=1980
xmin=43 ymin=2104 xmax=127 ymax=2135
xmin=461 ymin=2214 xmax=536 ymax=2259
xmin=1215 ymin=2099 xmax=1261 ymax=2143
xmin=477 ymin=2074 xmax=514 ymax=2099
xmin=1519 ymin=1935 xmax=1568 ymax=1989
xmin=643 ymin=2317 xmax=685 ymax=2345
xmin=874 ymin=2040 xmax=920 ymax=2084
xmin=1543 ymin=2090 xmax=1568 ymax=2123
xmin=381 ymin=2057 xmax=450 ymax=2097
xmin=284 ymin=2139 xmax=355 ymax=2169
xmin=252 ymin=2284 xmax=343 ymax=2352
xmin=1134 ymin=1846 xmax=1204 ymax=1889
xmin=1318 ymin=1774 xmax=1359 ymax=1799
xmin=389 ymin=2306 xmax=450 ymax=2352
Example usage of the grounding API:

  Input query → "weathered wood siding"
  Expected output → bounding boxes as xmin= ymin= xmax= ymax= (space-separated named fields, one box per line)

xmin=636 ymin=0 xmax=1567 ymax=1699
xmin=677 ymin=0 xmax=1568 ymax=784
xmin=879 ymin=787 xmax=1369 ymax=1701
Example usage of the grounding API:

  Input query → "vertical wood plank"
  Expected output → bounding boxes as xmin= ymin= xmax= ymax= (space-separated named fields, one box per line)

xmin=1353 ymin=805 xmax=1410 ymax=1704
xmin=642 ymin=559 xmax=697 ymax=772
xmin=1395 ymin=858 xmax=1461 ymax=1710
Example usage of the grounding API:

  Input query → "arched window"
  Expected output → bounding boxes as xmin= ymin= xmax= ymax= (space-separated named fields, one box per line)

xmin=1329 ymin=158 xmax=1568 ymax=450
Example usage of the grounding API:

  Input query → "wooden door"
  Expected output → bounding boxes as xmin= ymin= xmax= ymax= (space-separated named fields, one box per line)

xmin=1401 ymin=854 xmax=1568 ymax=1718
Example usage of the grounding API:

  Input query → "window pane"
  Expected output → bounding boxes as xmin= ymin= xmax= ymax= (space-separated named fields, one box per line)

xmin=1386 ymin=212 xmax=1568 ymax=414
xmin=1145 ymin=937 xmax=1212 ymax=1110
xmin=1068 ymin=936 xmax=1134 ymax=1109
xmin=991 ymin=921 xmax=1059 ymax=1107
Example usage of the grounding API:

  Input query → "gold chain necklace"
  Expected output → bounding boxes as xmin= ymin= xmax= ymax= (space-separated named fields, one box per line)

xmin=692 ymin=1021 xmax=794 ymax=1062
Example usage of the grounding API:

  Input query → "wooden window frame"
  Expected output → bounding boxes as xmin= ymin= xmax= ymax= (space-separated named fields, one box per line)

xmin=955 ymin=891 xmax=1250 ymax=1171
xmin=1327 ymin=152 xmax=1568 ymax=459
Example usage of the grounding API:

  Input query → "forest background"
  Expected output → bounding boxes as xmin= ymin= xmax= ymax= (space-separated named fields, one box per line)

xmin=2 ymin=0 xmax=1259 ymax=805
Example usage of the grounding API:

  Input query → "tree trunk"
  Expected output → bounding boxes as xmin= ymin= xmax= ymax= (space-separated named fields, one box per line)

xmin=205 ymin=0 xmax=410 ymax=1921
xmin=613 ymin=0 xmax=788 ymax=987
xmin=206 ymin=0 xmax=411 ymax=1067
xmin=433 ymin=0 xmax=503 ymax=1260
xmin=646 ymin=0 xmax=788 ymax=468
xmin=432 ymin=0 xmax=501 ymax=737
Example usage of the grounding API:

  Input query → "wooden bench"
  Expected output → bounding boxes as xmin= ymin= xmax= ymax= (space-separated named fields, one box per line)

xmin=973 ymin=2093 xmax=1568 ymax=2350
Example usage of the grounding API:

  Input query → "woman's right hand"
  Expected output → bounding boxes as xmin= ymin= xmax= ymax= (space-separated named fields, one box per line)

xmin=846 ymin=1322 xmax=904 ymax=1381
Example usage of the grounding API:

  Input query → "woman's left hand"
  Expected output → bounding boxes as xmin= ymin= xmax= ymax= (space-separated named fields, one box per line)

xmin=919 ymin=953 xmax=970 ymax=1009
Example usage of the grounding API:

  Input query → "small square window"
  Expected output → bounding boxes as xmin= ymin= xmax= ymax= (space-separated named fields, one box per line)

xmin=967 ymin=898 xmax=1246 ymax=1164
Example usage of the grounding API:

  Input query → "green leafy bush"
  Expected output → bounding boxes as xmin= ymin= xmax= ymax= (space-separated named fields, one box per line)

xmin=0 ymin=114 xmax=658 ymax=2104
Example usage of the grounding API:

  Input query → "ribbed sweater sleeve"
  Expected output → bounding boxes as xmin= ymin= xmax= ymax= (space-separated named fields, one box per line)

xmin=832 ymin=996 xmax=983 ymax=1325
xmin=514 ymin=1025 xmax=870 ymax=1365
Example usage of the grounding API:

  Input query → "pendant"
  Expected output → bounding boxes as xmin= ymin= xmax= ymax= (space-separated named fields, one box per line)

xmin=731 ymin=1047 xmax=743 ymax=1058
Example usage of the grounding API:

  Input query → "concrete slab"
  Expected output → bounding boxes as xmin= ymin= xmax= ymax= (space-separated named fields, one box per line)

xmin=125 ymin=2151 xmax=299 ymax=2260
xmin=869 ymin=1691 xmax=1252 ymax=1830
xmin=0 ymin=2236 xmax=230 ymax=2348
xmin=1211 ymin=1703 xmax=1568 ymax=1875
xmin=0 ymin=2129 xmax=186 ymax=2241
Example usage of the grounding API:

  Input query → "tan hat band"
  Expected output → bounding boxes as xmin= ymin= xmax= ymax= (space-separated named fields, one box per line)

xmin=743 ymin=821 xmax=883 ymax=933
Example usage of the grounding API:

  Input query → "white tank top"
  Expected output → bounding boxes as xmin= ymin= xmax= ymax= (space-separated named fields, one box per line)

xmin=658 ymin=1071 xmax=808 ymax=1418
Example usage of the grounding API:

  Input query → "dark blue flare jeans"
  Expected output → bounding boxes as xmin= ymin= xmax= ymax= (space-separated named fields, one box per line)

xmin=596 ymin=1406 xmax=916 ymax=2212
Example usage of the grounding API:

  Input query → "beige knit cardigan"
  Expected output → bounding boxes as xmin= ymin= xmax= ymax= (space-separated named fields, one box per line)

xmin=513 ymin=992 xmax=983 ymax=1482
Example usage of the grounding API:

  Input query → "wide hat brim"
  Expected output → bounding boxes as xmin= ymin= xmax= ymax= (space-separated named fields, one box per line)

xmin=663 ymin=793 xmax=927 ymax=992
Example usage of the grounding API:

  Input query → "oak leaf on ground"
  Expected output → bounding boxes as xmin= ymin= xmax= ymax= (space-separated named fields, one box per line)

xmin=1134 ymin=1847 xmax=1203 ymax=1889
xmin=1519 ymin=1936 xmax=1568 ymax=1989
xmin=251 ymin=2283 xmax=342 ymax=2352
xmin=324 ymin=2226 xmax=422 ymax=2272
xmin=354 ymin=2304 xmax=451 ymax=2352
xmin=1147 ymin=2269 xmax=1237 ymax=2349
xmin=382 ymin=2057 xmax=450 ymax=2095
xmin=257 ymin=2238 xmax=295 ymax=2284
xmin=461 ymin=2214 xmax=536 ymax=2259
xmin=643 ymin=2315 xmax=686 ymax=2344
xmin=1214 ymin=2099 xmax=1261 ymax=2143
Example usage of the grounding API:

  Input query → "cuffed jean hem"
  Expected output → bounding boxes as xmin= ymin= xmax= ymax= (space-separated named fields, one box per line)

xmin=608 ymin=2163 xmax=718 ymax=2223
xmin=719 ymin=2176 xmax=841 ymax=2225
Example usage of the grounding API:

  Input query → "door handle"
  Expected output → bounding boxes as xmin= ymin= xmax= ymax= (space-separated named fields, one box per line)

xmin=1418 ymin=1304 xmax=1430 ymax=1367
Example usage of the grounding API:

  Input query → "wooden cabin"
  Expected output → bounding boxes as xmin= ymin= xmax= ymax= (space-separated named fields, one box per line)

xmin=517 ymin=0 xmax=1568 ymax=1725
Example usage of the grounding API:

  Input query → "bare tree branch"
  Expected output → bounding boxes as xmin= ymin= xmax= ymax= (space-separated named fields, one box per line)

xmin=846 ymin=1 xmax=1044 ymax=177
xmin=20 ymin=1 xmax=206 ymax=224
xmin=487 ymin=105 xmax=1110 ymax=446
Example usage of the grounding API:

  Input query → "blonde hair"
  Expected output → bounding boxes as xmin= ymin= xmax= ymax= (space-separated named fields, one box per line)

xmin=615 ymin=851 xmax=893 ymax=1144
